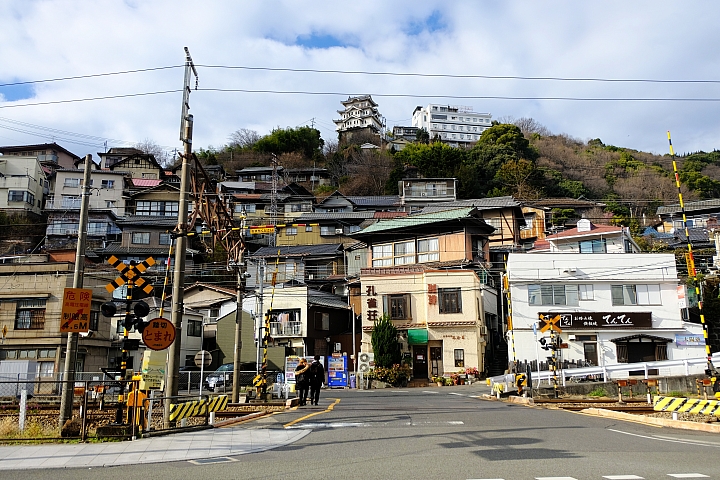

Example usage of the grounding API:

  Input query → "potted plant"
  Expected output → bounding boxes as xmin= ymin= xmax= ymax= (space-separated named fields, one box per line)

xmin=432 ymin=376 xmax=444 ymax=386
xmin=465 ymin=367 xmax=479 ymax=379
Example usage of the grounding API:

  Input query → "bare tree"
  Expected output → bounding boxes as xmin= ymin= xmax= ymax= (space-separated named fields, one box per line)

xmin=228 ymin=128 xmax=261 ymax=149
xmin=514 ymin=117 xmax=552 ymax=137
xmin=134 ymin=138 xmax=172 ymax=167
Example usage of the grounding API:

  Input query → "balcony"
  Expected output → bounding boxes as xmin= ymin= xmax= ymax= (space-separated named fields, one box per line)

xmin=269 ymin=321 xmax=302 ymax=337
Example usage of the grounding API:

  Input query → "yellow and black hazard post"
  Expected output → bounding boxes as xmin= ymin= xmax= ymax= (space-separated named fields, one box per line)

xmin=515 ymin=372 xmax=527 ymax=396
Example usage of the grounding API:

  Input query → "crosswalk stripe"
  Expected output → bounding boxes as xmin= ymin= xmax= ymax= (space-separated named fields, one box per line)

xmin=536 ymin=477 xmax=579 ymax=480
xmin=667 ymin=475 xmax=710 ymax=478
xmin=603 ymin=476 xmax=644 ymax=479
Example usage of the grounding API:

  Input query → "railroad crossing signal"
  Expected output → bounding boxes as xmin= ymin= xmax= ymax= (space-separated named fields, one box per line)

xmin=539 ymin=314 xmax=562 ymax=333
xmin=105 ymin=255 xmax=155 ymax=295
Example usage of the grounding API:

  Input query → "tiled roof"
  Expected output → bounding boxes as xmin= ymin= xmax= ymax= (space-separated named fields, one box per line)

xmin=307 ymin=290 xmax=350 ymax=310
xmin=56 ymin=169 xmax=128 ymax=175
xmin=184 ymin=282 xmax=237 ymax=296
xmin=0 ymin=142 xmax=80 ymax=159
xmin=374 ymin=211 xmax=408 ymax=219
xmin=94 ymin=243 xmax=199 ymax=256
xmin=250 ymin=243 xmax=344 ymax=258
xmin=427 ymin=321 xmax=477 ymax=327
xmin=131 ymin=179 xmax=162 ymax=188
xmin=346 ymin=195 xmax=400 ymax=206
xmin=530 ymin=239 xmax=551 ymax=251
xmin=363 ymin=322 xmax=426 ymax=332
xmin=546 ymin=224 xmax=623 ymax=240
xmin=420 ymin=196 xmax=520 ymax=213
xmin=523 ymin=197 xmax=606 ymax=208
xmin=115 ymin=215 xmax=178 ymax=227
xmin=354 ymin=207 xmax=479 ymax=235
xmin=656 ymin=199 xmax=720 ymax=215
xmin=360 ymin=259 xmax=476 ymax=276
xmin=297 ymin=212 xmax=375 ymax=221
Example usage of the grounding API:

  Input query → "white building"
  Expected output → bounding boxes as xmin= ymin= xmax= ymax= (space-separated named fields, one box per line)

xmin=506 ymin=251 xmax=704 ymax=377
xmin=412 ymin=104 xmax=492 ymax=148
xmin=333 ymin=95 xmax=384 ymax=143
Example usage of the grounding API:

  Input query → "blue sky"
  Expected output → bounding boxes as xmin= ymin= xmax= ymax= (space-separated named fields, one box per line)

xmin=0 ymin=1 xmax=719 ymax=159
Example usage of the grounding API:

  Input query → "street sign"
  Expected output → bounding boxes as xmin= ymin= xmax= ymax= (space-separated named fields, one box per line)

xmin=141 ymin=317 xmax=176 ymax=351
xmin=60 ymin=287 xmax=93 ymax=333
xmin=249 ymin=226 xmax=275 ymax=235
xmin=105 ymin=255 xmax=155 ymax=295
xmin=194 ymin=350 xmax=212 ymax=367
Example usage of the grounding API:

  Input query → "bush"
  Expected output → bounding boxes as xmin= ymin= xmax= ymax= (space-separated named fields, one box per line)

xmin=368 ymin=364 xmax=411 ymax=387
xmin=588 ymin=387 xmax=607 ymax=397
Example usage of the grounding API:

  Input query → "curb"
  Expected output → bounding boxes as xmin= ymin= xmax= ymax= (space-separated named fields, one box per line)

xmin=581 ymin=407 xmax=720 ymax=433
xmin=478 ymin=393 xmax=535 ymax=406
xmin=212 ymin=410 xmax=271 ymax=428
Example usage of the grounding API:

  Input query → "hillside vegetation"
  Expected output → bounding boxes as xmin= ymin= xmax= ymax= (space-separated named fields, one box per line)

xmin=195 ymin=121 xmax=720 ymax=230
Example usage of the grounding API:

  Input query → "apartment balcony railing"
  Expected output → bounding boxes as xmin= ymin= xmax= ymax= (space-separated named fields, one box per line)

xmin=269 ymin=321 xmax=302 ymax=337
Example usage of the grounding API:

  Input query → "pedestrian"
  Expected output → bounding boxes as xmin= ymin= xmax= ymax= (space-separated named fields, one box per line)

xmin=308 ymin=355 xmax=325 ymax=406
xmin=295 ymin=358 xmax=310 ymax=406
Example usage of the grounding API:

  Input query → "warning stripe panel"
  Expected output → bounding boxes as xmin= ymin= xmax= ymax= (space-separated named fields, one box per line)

xmin=169 ymin=398 xmax=209 ymax=422
xmin=654 ymin=396 xmax=720 ymax=416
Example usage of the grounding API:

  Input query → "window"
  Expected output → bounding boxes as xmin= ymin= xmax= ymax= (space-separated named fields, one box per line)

xmin=393 ymin=241 xmax=415 ymax=265
xmin=305 ymin=226 xmax=313 ymax=232
xmin=439 ymin=288 xmax=462 ymax=313
xmin=372 ymin=244 xmax=393 ymax=267
xmin=187 ymin=320 xmax=202 ymax=337
xmin=106 ymin=200 xmax=116 ymax=209
xmin=528 ymin=284 xmax=579 ymax=306
xmin=579 ymin=239 xmax=606 ymax=253
xmin=383 ymin=294 xmax=410 ymax=320
xmin=101 ymin=179 xmax=115 ymax=189
xmin=90 ymin=311 xmax=99 ymax=331
xmin=417 ymin=237 xmax=439 ymax=262
xmin=579 ymin=284 xmax=594 ymax=301
xmin=14 ymin=299 xmax=46 ymax=330
xmin=320 ymin=226 xmax=337 ymax=236
xmin=8 ymin=190 xmax=24 ymax=202
xmin=285 ymin=227 xmax=297 ymax=236
xmin=454 ymin=349 xmax=465 ymax=368
xmin=132 ymin=232 xmax=150 ymax=244
xmin=141 ymin=173 xmax=157 ymax=179
xmin=612 ymin=284 xmax=661 ymax=305
xmin=136 ymin=201 xmax=179 ymax=216
xmin=159 ymin=233 xmax=172 ymax=245
xmin=64 ymin=178 xmax=81 ymax=188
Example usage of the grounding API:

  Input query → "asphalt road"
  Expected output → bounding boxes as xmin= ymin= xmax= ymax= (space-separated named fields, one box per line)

xmin=10 ymin=384 xmax=720 ymax=480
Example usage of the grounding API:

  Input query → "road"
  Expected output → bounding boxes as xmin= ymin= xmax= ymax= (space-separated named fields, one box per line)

xmin=9 ymin=384 xmax=720 ymax=480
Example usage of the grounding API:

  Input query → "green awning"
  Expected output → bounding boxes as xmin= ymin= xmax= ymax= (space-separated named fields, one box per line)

xmin=407 ymin=329 xmax=428 ymax=345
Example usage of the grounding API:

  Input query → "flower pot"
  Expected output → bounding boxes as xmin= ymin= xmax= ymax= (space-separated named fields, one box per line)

xmin=436 ymin=382 xmax=443 ymax=387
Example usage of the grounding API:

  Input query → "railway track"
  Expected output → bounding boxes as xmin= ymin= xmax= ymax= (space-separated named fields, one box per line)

xmin=534 ymin=398 xmax=656 ymax=415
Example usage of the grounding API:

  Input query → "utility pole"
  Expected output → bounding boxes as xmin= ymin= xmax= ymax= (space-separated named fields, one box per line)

xmin=59 ymin=154 xmax=93 ymax=428
xmin=268 ymin=154 xmax=279 ymax=247
xmin=231 ymin=211 xmax=247 ymax=403
xmin=165 ymin=47 xmax=197 ymax=427
xmin=255 ymin=261 xmax=265 ymax=374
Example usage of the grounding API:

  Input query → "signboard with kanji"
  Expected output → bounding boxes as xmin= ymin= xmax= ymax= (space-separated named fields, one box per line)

xmin=538 ymin=311 xmax=652 ymax=330
xmin=141 ymin=317 xmax=176 ymax=351
xmin=60 ymin=287 xmax=93 ymax=333
xmin=249 ymin=227 xmax=275 ymax=234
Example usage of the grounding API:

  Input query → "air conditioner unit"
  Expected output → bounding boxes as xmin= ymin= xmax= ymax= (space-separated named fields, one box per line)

xmin=568 ymin=334 xmax=576 ymax=341
xmin=335 ymin=228 xmax=344 ymax=234
xmin=308 ymin=274 xmax=314 ymax=280
xmin=358 ymin=352 xmax=374 ymax=373
xmin=479 ymin=325 xmax=488 ymax=335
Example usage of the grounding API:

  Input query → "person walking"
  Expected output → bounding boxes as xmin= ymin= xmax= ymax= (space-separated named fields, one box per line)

xmin=295 ymin=358 xmax=310 ymax=406
xmin=308 ymin=355 xmax=325 ymax=406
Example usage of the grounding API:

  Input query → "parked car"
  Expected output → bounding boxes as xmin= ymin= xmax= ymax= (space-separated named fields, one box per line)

xmin=204 ymin=362 xmax=256 ymax=392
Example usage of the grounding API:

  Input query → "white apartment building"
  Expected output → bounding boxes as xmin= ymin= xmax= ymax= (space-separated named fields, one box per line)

xmin=507 ymin=250 xmax=705 ymax=377
xmin=412 ymin=104 xmax=492 ymax=148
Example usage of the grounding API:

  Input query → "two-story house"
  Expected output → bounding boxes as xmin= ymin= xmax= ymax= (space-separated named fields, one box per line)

xmin=0 ymin=152 xmax=47 ymax=217
xmin=507 ymin=219 xmax=705 ymax=377
xmin=353 ymin=207 xmax=498 ymax=379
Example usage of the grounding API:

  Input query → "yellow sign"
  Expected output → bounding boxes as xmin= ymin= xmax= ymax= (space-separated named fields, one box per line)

xmin=60 ymin=288 xmax=93 ymax=333
xmin=140 ymin=350 xmax=166 ymax=390
xmin=539 ymin=314 xmax=562 ymax=333
xmin=250 ymin=227 xmax=275 ymax=234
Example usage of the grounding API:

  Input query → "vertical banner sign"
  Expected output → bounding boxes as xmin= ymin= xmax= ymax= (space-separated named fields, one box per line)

xmin=60 ymin=288 xmax=93 ymax=333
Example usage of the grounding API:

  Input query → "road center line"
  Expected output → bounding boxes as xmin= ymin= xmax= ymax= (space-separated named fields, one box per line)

xmin=283 ymin=398 xmax=341 ymax=428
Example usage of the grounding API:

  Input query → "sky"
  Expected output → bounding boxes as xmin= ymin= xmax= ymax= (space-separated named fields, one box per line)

xmin=1 ymin=0 xmax=719 ymax=161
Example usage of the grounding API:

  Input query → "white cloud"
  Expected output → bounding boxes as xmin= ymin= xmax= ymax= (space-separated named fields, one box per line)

xmin=0 ymin=0 xmax=719 ymax=159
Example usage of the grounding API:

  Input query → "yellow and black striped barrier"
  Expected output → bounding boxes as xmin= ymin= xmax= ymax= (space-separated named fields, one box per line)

xmin=653 ymin=396 xmax=720 ymax=416
xmin=169 ymin=395 xmax=229 ymax=422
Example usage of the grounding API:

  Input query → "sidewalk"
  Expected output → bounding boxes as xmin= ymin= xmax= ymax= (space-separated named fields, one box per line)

xmin=0 ymin=426 xmax=311 ymax=471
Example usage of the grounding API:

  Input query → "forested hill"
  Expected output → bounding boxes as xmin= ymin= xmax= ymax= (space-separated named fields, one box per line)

xmin=196 ymin=123 xmax=720 ymax=227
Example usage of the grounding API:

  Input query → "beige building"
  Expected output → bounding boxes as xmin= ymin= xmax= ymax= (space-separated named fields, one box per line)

xmin=0 ymin=154 xmax=47 ymax=216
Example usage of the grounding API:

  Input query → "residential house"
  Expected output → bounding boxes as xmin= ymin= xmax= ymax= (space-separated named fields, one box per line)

xmin=392 ymin=126 xmax=418 ymax=142
xmin=246 ymin=243 xmax=346 ymax=290
xmin=0 ymin=142 xmax=79 ymax=170
xmin=0 ymin=259 xmax=113 ymax=377
xmin=0 ymin=152 xmax=47 ymax=216
xmin=522 ymin=197 xmax=607 ymax=233
xmin=399 ymin=178 xmax=457 ymax=212
xmin=353 ymin=207 xmax=499 ymax=379
xmin=536 ymin=219 xmax=641 ymax=254
xmin=656 ymin=199 xmax=720 ymax=233
xmin=411 ymin=104 xmax=491 ymax=148
xmin=506 ymin=250 xmax=704 ymax=377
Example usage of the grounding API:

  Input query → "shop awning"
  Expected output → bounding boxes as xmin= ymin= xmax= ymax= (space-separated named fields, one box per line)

xmin=407 ymin=328 xmax=428 ymax=345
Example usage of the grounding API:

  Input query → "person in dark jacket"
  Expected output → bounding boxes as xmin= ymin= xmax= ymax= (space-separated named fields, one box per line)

xmin=308 ymin=355 xmax=325 ymax=406
xmin=295 ymin=358 xmax=310 ymax=406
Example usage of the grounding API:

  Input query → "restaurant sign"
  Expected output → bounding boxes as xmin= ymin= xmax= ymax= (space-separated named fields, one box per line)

xmin=538 ymin=312 xmax=652 ymax=330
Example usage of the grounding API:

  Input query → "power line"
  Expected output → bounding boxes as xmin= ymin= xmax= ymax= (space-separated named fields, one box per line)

xmin=0 ymin=66 xmax=183 ymax=88
xmin=0 ymin=90 xmax=182 ymax=110
xmin=196 ymin=65 xmax=720 ymax=85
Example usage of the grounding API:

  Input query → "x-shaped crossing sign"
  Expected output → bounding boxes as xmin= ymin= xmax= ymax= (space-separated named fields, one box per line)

xmin=105 ymin=255 xmax=155 ymax=295
xmin=538 ymin=314 xmax=563 ymax=333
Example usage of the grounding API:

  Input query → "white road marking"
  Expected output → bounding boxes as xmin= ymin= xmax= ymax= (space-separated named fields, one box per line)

xmin=448 ymin=392 xmax=466 ymax=396
xmin=406 ymin=421 xmax=465 ymax=426
xmin=653 ymin=434 xmax=720 ymax=446
xmin=667 ymin=475 xmax=710 ymax=478
xmin=536 ymin=477 xmax=579 ymax=480
xmin=608 ymin=429 xmax=720 ymax=448
xmin=422 ymin=390 xmax=440 ymax=394
xmin=285 ymin=422 xmax=368 ymax=429
xmin=603 ymin=476 xmax=644 ymax=479
xmin=390 ymin=390 xmax=410 ymax=393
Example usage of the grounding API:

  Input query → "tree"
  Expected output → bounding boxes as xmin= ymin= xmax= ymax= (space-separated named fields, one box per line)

xmin=134 ymin=138 xmax=172 ymax=167
xmin=253 ymin=126 xmax=325 ymax=160
xmin=228 ymin=128 xmax=261 ymax=149
xmin=371 ymin=315 xmax=401 ymax=368
xmin=415 ymin=127 xmax=430 ymax=144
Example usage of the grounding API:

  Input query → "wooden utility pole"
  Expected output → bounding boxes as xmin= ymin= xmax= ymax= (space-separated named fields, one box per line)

xmin=165 ymin=47 xmax=197 ymax=427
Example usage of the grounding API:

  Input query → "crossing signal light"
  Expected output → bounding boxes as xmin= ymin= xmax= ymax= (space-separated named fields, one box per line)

xmin=101 ymin=302 xmax=117 ymax=318
xmin=134 ymin=300 xmax=150 ymax=318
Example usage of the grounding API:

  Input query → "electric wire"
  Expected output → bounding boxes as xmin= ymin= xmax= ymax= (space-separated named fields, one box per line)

xmin=0 ymin=66 xmax=183 ymax=88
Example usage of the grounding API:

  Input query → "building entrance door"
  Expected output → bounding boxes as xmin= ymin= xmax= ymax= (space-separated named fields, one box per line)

xmin=430 ymin=347 xmax=442 ymax=377
xmin=413 ymin=345 xmax=428 ymax=379
xmin=583 ymin=343 xmax=598 ymax=366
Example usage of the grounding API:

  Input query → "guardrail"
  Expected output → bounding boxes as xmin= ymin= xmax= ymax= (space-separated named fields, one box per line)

xmin=488 ymin=352 xmax=720 ymax=392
